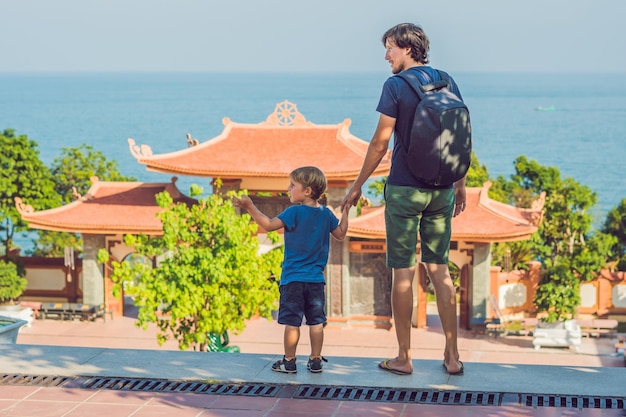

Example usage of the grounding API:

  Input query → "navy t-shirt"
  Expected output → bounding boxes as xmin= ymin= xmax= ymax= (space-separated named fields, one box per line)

xmin=376 ymin=66 xmax=463 ymax=189
xmin=277 ymin=205 xmax=339 ymax=285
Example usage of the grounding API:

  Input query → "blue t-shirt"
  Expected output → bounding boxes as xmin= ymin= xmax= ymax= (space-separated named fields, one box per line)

xmin=276 ymin=205 xmax=339 ymax=285
xmin=376 ymin=66 xmax=463 ymax=189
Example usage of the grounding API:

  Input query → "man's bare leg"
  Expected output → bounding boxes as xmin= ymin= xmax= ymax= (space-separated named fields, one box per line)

xmin=426 ymin=263 xmax=462 ymax=374
xmin=383 ymin=266 xmax=415 ymax=374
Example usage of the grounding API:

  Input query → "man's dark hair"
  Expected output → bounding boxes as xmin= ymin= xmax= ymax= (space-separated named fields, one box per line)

xmin=382 ymin=23 xmax=430 ymax=65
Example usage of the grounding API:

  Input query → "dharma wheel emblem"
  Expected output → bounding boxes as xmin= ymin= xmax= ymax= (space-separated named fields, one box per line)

xmin=261 ymin=100 xmax=311 ymax=127
xmin=274 ymin=100 xmax=298 ymax=126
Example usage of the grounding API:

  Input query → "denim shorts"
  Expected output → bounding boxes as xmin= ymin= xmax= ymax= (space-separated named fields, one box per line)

xmin=384 ymin=184 xmax=455 ymax=267
xmin=277 ymin=282 xmax=326 ymax=327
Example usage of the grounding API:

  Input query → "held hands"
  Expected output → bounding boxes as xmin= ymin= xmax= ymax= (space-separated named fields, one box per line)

xmin=332 ymin=198 xmax=352 ymax=240
xmin=341 ymin=186 xmax=362 ymax=212
xmin=337 ymin=201 xmax=351 ymax=219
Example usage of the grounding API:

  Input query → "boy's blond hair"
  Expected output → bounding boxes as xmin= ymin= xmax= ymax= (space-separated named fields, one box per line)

xmin=290 ymin=166 xmax=327 ymax=201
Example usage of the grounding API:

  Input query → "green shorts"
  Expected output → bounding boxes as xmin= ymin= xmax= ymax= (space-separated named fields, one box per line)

xmin=384 ymin=184 xmax=455 ymax=268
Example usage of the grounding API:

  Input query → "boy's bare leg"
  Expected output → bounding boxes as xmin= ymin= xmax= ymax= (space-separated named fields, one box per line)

xmin=426 ymin=263 xmax=462 ymax=373
xmin=385 ymin=267 xmax=415 ymax=374
xmin=309 ymin=323 xmax=324 ymax=358
xmin=283 ymin=325 xmax=300 ymax=359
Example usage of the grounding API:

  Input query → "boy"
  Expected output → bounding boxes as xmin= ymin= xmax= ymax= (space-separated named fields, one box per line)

xmin=232 ymin=166 xmax=349 ymax=373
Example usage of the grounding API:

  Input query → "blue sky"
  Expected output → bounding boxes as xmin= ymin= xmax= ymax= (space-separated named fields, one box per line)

xmin=2 ymin=0 xmax=625 ymax=73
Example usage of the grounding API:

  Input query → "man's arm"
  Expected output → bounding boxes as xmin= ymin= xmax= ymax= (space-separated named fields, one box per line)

xmin=453 ymin=176 xmax=467 ymax=217
xmin=341 ymin=113 xmax=395 ymax=211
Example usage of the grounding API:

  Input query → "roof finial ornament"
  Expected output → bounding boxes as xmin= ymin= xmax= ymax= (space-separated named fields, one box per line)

xmin=186 ymin=133 xmax=199 ymax=147
xmin=531 ymin=192 xmax=546 ymax=211
xmin=527 ymin=192 xmax=546 ymax=226
xmin=128 ymin=138 xmax=153 ymax=158
xmin=71 ymin=186 xmax=81 ymax=200
xmin=14 ymin=197 xmax=34 ymax=214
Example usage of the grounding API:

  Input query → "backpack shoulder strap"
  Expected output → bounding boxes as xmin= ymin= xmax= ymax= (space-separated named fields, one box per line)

xmin=436 ymin=69 xmax=449 ymax=80
xmin=396 ymin=71 xmax=426 ymax=99
xmin=398 ymin=70 xmax=449 ymax=98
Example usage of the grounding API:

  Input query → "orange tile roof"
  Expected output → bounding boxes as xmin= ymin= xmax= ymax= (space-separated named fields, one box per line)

xmin=128 ymin=101 xmax=391 ymax=181
xmin=15 ymin=177 xmax=197 ymax=235
xmin=348 ymin=183 xmax=544 ymax=242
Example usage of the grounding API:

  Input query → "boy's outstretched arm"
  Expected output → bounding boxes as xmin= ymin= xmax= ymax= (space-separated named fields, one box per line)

xmin=331 ymin=204 xmax=350 ymax=241
xmin=232 ymin=195 xmax=285 ymax=232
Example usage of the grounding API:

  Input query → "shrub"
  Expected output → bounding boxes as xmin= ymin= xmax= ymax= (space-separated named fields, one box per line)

xmin=0 ymin=260 xmax=28 ymax=304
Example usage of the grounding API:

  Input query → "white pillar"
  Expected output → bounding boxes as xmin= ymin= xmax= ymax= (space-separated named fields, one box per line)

xmin=470 ymin=242 xmax=491 ymax=326
xmin=82 ymin=234 xmax=105 ymax=305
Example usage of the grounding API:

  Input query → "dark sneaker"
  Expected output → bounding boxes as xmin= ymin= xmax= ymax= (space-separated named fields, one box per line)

xmin=307 ymin=356 xmax=328 ymax=373
xmin=272 ymin=356 xmax=297 ymax=374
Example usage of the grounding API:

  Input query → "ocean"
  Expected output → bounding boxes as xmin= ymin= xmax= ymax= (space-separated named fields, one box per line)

xmin=1 ymin=72 xmax=625 ymax=250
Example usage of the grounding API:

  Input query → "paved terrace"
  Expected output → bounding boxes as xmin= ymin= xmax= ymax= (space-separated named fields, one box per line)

xmin=1 ymin=308 xmax=624 ymax=417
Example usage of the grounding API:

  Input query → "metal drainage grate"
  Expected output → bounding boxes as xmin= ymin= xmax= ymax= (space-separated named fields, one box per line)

xmin=0 ymin=374 xmax=73 ymax=388
xmin=81 ymin=377 xmax=281 ymax=397
xmin=521 ymin=394 xmax=625 ymax=410
xmin=0 ymin=374 xmax=280 ymax=397
xmin=294 ymin=385 xmax=501 ymax=406
xmin=3 ymin=375 xmax=625 ymax=409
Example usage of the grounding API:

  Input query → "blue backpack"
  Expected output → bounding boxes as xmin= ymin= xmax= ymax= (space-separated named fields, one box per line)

xmin=397 ymin=70 xmax=472 ymax=186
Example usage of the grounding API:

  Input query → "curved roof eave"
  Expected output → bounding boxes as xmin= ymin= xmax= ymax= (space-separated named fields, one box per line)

xmin=16 ymin=177 xmax=196 ymax=236
xmin=144 ymin=165 xmax=391 ymax=180
xmin=15 ymin=221 xmax=164 ymax=236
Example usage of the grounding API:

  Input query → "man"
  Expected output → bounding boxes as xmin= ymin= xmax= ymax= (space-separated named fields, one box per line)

xmin=341 ymin=23 xmax=466 ymax=376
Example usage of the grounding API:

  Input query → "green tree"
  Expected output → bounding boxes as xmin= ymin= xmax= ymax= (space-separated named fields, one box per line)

xmin=518 ymin=165 xmax=596 ymax=267
xmin=487 ymin=174 xmax=530 ymax=206
xmin=498 ymin=156 xmax=609 ymax=322
xmin=367 ymin=177 xmax=386 ymax=201
xmin=534 ymin=233 xmax=615 ymax=322
xmin=51 ymin=144 xmax=136 ymax=202
xmin=31 ymin=144 xmax=137 ymax=257
xmin=534 ymin=263 xmax=580 ymax=323
xmin=491 ymin=240 xmax=534 ymax=272
xmin=465 ymin=152 xmax=490 ymax=188
xmin=573 ymin=231 xmax=617 ymax=280
xmin=102 ymin=187 xmax=282 ymax=351
xmin=602 ymin=198 xmax=626 ymax=270
xmin=0 ymin=259 xmax=28 ymax=305
xmin=0 ymin=129 xmax=60 ymax=259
